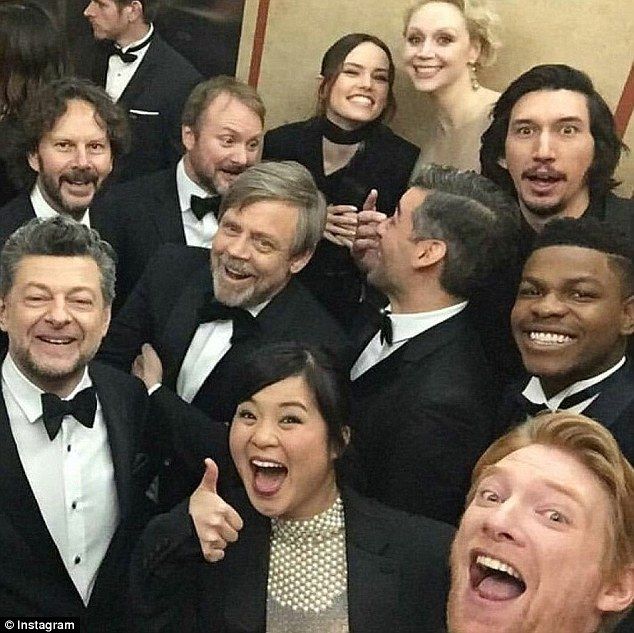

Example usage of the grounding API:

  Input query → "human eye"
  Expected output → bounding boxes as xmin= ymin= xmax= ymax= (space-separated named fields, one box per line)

xmin=406 ymin=34 xmax=423 ymax=46
xmin=221 ymin=220 xmax=240 ymax=235
xmin=219 ymin=135 xmax=235 ymax=147
xmin=479 ymin=488 xmax=501 ymax=503
xmin=253 ymin=237 xmax=275 ymax=253
xmin=280 ymin=415 xmax=302 ymax=425
xmin=513 ymin=125 xmax=535 ymax=137
xmin=517 ymin=282 xmax=540 ymax=298
xmin=569 ymin=285 xmax=599 ymax=301
xmin=247 ymin=138 xmax=261 ymax=151
xmin=24 ymin=293 xmax=48 ymax=306
xmin=55 ymin=141 xmax=72 ymax=151
xmin=560 ymin=124 xmax=580 ymax=136
xmin=88 ymin=141 xmax=106 ymax=153
xmin=436 ymin=34 xmax=454 ymax=45
xmin=373 ymin=72 xmax=389 ymax=83
xmin=235 ymin=407 xmax=256 ymax=423
xmin=543 ymin=509 xmax=569 ymax=524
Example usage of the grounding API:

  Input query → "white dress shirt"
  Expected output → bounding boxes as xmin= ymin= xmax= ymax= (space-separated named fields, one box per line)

xmin=522 ymin=356 xmax=626 ymax=414
xmin=176 ymin=300 xmax=268 ymax=403
xmin=350 ymin=301 xmax=468 ymax=380
xmin=2 ymin=355 xmax=119 ymax=605
xmin=106 ymin=24 xmax=154 ymax=103
xmin=176 ymin=158 xmax=219 ymax=248
xmin=30 ymin=183 xmax=90 ymax=226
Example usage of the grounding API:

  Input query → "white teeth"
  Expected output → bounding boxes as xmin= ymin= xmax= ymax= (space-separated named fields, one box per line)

xmin=476 ymin=555 xmax=523 ymax=581
xmin=41 ymin=338 xmax=71 ymax=344
xmin=349 ymin=95 xmax=373 ymax=105
xmin=252 ymin=459 xmax=284 ymax=469
xmin=529 ymin=331 xmax=572 ymax=345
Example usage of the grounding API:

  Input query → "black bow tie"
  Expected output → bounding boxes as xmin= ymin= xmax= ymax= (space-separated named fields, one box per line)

xmin=107 ymin=32 xmax=154 ymax=63
xmin=379 ymin=308 xmax=393 ymax=345
xmin=198 ymin=297 xmax=258 ymax=343
xmin=517 ymin=374 xmax=616 ymax=420
xmin=40 ymin=387 xmax=97 ymax=441
xmin=190 ymin=195 xmax=221 ymax=221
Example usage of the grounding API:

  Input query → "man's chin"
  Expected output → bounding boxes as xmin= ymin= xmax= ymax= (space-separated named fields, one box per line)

xmin=521 ymin=198 xmax=565 ymax=219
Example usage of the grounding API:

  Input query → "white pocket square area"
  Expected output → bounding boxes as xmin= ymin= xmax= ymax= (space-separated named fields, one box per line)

xmin=129 ymin=109 xmax=160 ymax=116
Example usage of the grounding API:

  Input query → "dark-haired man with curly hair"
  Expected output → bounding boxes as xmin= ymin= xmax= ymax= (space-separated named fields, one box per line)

xmin=0 ymin=77 xmax=130 ymax=247
xmin=502 ymin=217 xmax=634 ymax=464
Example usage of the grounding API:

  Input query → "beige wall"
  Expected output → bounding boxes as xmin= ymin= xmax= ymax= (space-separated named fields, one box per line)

xmin=237 ymin=0 xmax=634 ymax=195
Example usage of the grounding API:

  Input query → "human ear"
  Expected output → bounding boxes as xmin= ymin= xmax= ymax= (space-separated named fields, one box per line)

xmin=498 ymin=156 xmax=508 ymax=170
xmin=289 ymin=249 xmax=313 ymax=275
xmin=27 ymin=152 xmax=41 ymax=174
xmin=619 ymin=296 xmax=634 ymax=336
xmin=413 ymin=238 xmax=446 ymax=270
xmin=182 ymin=125 xmax=196 ymax=152
xmin=596 ymin=565 xmax=634 ymax=614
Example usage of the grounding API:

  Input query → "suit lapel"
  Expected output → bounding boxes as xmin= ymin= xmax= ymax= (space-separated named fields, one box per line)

xmin=0 ymin=386 xmax=82 ymax=598
xmin=160 ymin=264 xmax=212 ymax=386
xmin=583 ymin=363 xmax=634 ymax=429
xmin=149 ymin=170 xmax=186 ymax=243
xmin=89 ymin=363 xmax=134 ymax=519
xmin=344 ymin=490 xmax=399 ymax=633
xmin=117 ymin=36 xmax=162 ymax=106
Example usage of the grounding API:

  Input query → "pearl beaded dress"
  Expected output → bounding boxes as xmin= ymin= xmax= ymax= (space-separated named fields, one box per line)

xmin=266 ymin=496 xmax=349 ymax=633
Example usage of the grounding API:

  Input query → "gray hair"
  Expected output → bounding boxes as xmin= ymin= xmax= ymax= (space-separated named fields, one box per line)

xmin=219 ymin=161 xmax=327 ymax=257
xmin=409 ymin=164 xmax=520 ymax=298
xmin=0 ymin=216 xmax=116 ymax=304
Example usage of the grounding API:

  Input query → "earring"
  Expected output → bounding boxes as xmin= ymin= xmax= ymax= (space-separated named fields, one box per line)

xmin=468 ymin=62 xmax=480 ymax=91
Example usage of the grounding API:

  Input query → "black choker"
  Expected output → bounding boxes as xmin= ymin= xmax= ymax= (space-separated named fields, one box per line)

xmin=318 ymin=116 xmax=379 ymax=145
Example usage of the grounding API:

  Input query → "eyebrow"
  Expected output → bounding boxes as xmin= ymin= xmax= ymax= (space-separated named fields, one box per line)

xmin=342 ymin=61 xmax=389 ymax=73
xmin=278 ymin=401 xmax=308 ymax=411
xmin=480 ymin=465 xmax=586 ymax=506
xmin=511 ymin=116 xmax=585 ymax=126
xmin=521 ymin=274 xmax=601 ymax=286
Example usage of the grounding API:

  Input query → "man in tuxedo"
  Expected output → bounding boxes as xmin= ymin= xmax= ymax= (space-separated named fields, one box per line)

xmin=350 ymin=165 xmax=519 ymax=525
xmin=92 ymin=76 xmax=265 ymax=310
xmin=0 ymin=77 xmax=129 ymax=247
xmin=448 ymin=410 xmax=634 ymax=633
xmin=0 ymin=216 xmax=150 ymax=628
xmin=98 ymin=161 xmax=350 ymax=507
xmin=481 ymin=64 xmax=633 ymax=258
xmin=501 ymin=217 xmax=634 ymax=464
xmin=83 ymin=0 xmax=202 ymax=179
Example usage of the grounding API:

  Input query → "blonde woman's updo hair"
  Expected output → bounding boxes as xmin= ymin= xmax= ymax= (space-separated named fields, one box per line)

xmin=404 ymin=0 xmax=501 ymax=67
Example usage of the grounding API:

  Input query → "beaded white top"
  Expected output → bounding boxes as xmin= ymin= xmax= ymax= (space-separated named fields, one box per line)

xmin=267 ymin=495 xmax=348 ymax=630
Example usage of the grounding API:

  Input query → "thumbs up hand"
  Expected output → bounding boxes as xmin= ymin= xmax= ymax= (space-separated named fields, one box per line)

xmin=188 ymin=458 xmax=244 ymax=563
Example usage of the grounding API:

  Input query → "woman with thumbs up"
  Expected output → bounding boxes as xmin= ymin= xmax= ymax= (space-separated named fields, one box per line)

xmin=131 ymin=342 xmax=454 ymax=633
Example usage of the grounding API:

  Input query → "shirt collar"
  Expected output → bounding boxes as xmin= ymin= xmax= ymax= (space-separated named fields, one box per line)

xmin=523 ymin=356 xmax=626 ymax=409
xmin=119 ymin=23 xmax=154 ymax=53
xmin=176 ymin=157 xmax=218 ymax=215
xmin=387 ymin=300 xmax=468 ymax=345
xmin=2 ymin=354 xmax=93 ymax=424
xmin=30 ymin=183 xmax=90 ymax=226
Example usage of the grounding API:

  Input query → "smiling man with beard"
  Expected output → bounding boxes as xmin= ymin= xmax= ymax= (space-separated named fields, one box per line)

xmin=480 ymin=64 xmax=633 ymax=262
xmin=98 ymin=161 xmax=350 ymax=508
xmin=0 ymin=77 xmax=129 ymax=247
xmin=447 ymin=410 xmax=634 ymax=633
xmin=92 ymin=76 xmax=265 ymax=310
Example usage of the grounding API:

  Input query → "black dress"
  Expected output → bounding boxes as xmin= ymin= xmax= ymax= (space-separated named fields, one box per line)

xmin=263 ymin=117 xmax=419 ymax=330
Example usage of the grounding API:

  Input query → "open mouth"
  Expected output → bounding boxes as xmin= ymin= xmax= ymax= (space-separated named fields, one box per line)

xmin=470 ymin=554 xmax=526 ymax=601
xmin=526 ymin=330 xmax=575 ymax=346
xmin=250 ymin=458 xmax=287 ymax=496
xmin=348 ymin=95 xmax=374 ymax=107
xmin=37 ymin=335 xmax=75 ymax=346
xmin=412 ymin=65 xmax=442 ymax=77
xmin=222 ymin=262 xmax=253 ymax=282
xmin=523 ymin=170 xmax=566 ymax=194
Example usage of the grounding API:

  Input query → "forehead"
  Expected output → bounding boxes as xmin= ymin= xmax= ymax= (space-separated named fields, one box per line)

xmin=11 ymin=255 xmax=103 ymax=291
xmin=46 ymin=99 xmax=108 ymax=139
xmin=523 ymin=245 xmax=618 ymax=286
xmin=509 ymin=89 xmax=590 ymax=125
xmin=408 ymin=1 xmax=468 ymax=31
xmin=490 ymin=444 xmax=610 ymax=512
xmin=199 ymin=93 xmax=263 ymax=135
xmin=250 ymin=375 xmax=316 ymax=406
xmin=223 ymin=200 xmax=299 ymax=238
xmin=342 ymin=41 xmax=390 ymax=70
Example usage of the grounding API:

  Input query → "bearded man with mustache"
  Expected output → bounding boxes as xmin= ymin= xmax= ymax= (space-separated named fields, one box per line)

xmin=0 ymin=77 xmax=129 ymax=247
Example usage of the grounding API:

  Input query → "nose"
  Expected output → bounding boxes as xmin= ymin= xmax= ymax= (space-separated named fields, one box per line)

xmin=358 ymin=70 xmax=373 ymax=90
xmin=229 ymin=143 xmax=248 ymax=167
xmin=45 ymin=297 xmax=72 ymax=326
xmin=531 ymin=291 xmax=567 ymax=318
xmin=226 ymin=233 xmax=251 ymax=260
xmin=83 ymin=2 xmax=93 ymax=17
xmin=72 ymin=145 xmax=91 ymax=168
xmin=533 ymin=130 xmax=556 ymax=162
xmin=481 ymin=500 xmax=525 ymax=546
xmin=250 ymin=419 xmax=279 ymax=449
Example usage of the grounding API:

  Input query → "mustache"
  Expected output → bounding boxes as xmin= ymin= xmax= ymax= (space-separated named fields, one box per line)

xmin=216 ymin=255 xmax=253 ymax=276
xmin=217 ymin=163 xmax=248 ymax=175
xmin=521 ymin=166 xmax=566 ymax=181
xmin=59 ymin=167 xmax=99 ymax=185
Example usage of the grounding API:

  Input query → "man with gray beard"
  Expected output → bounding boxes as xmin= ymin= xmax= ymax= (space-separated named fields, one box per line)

xmin=98 ymin=161 xmax=350 ymax=508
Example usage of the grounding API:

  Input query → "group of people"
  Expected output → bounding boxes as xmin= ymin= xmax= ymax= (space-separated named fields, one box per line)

xmin=0 ymin=0 xmax=633 ymax=632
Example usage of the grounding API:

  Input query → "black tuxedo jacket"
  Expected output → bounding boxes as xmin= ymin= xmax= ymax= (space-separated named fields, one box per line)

xmin=499 ymin=361 xmax=634 ymax=464
xmin=130 ymin=486 xmax=454 ymax=633
xmin=0 ymin=361 xmax=151 ymax=630
xmin=89 ymin=34 xmax=201 ymax=181
xmin=351 ymin=309 xmax=500 ymax=526
xmin=98 ymin=244 xmax=351 ymax=505
xmin=90 ymin=167 xmax=186 ymax=311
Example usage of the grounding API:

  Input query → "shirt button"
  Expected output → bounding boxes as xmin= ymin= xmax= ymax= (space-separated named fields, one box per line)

xmin=74 ymin=555 xmax=81 ymax=565
xmin=67 ymin=445 xmax=71 ymax=452
xmin=71 ymin=501 xmax=77 ymax=510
